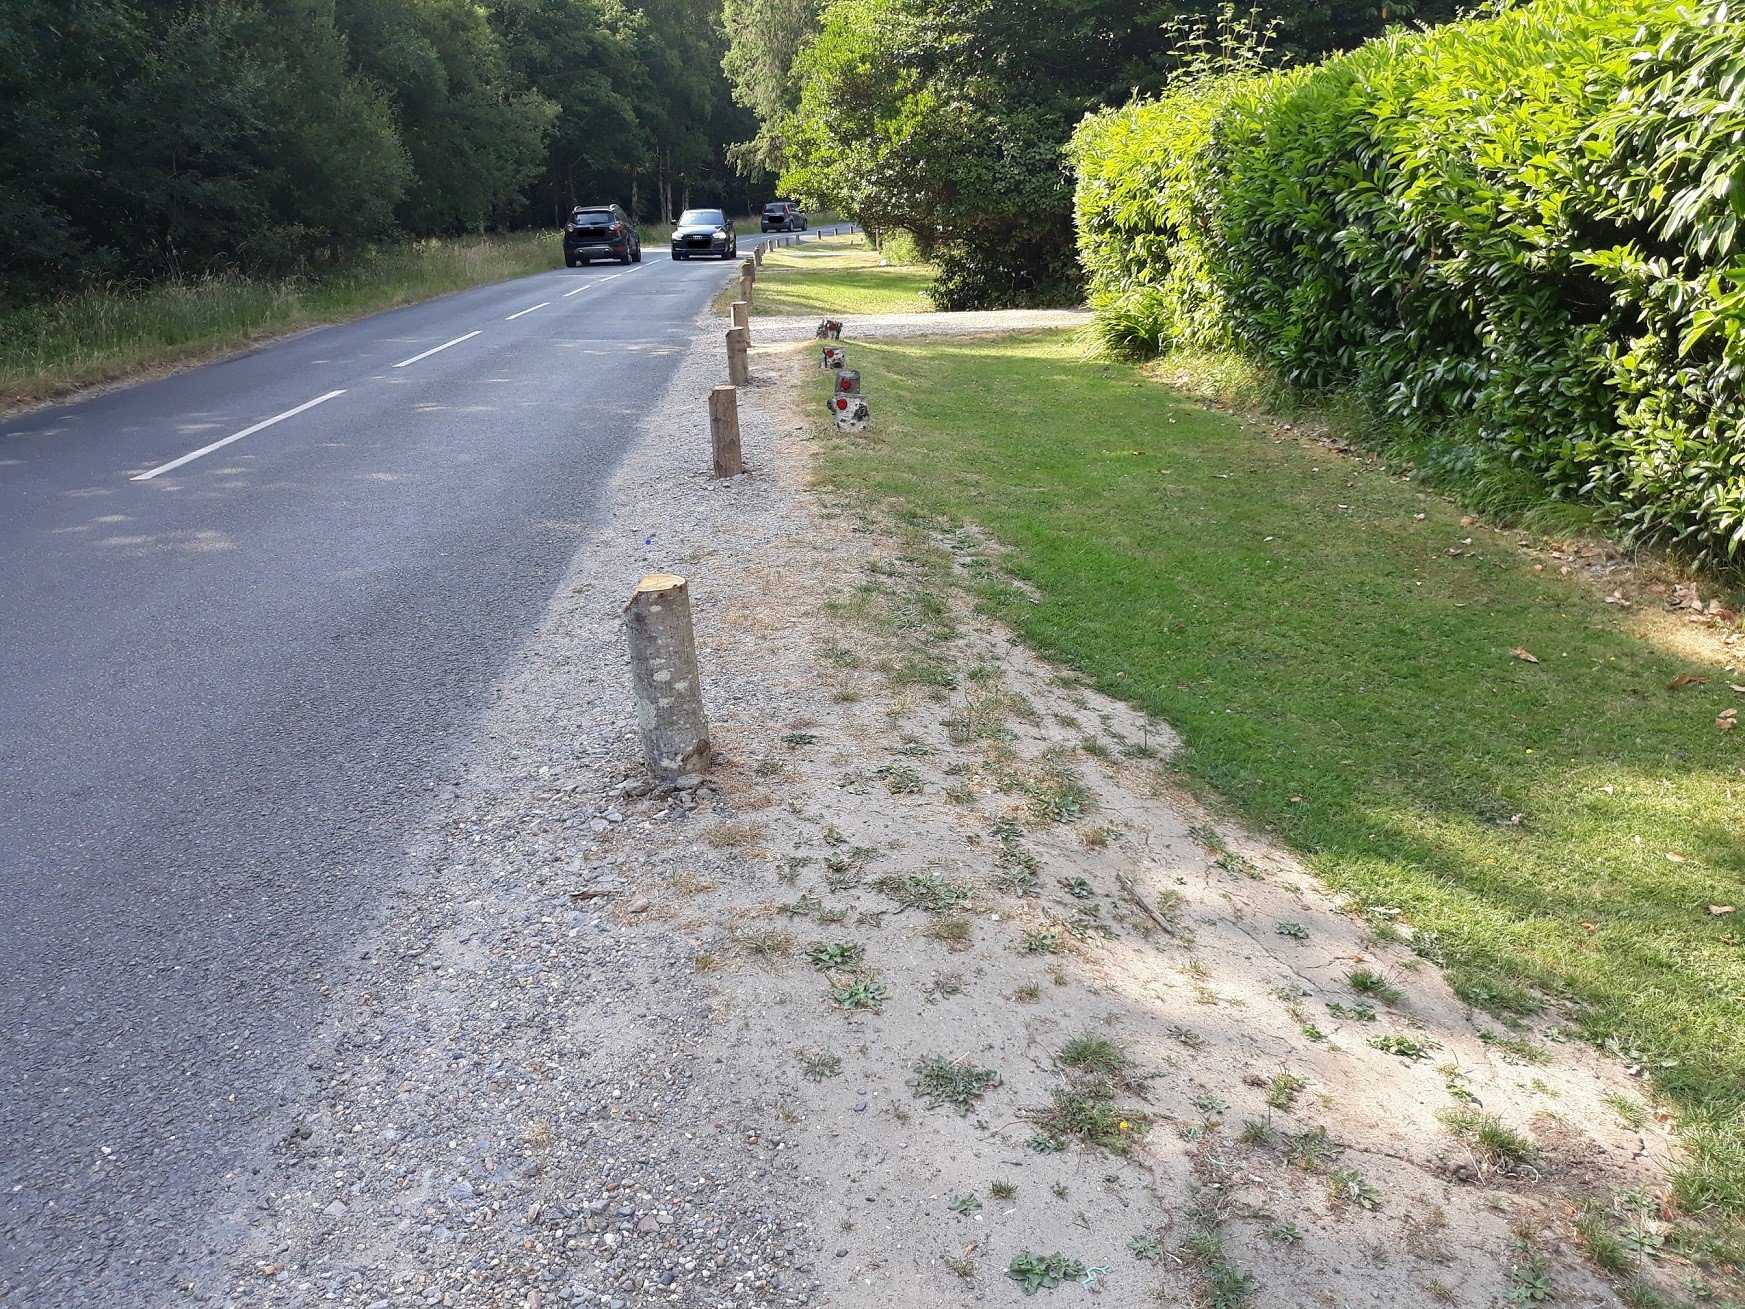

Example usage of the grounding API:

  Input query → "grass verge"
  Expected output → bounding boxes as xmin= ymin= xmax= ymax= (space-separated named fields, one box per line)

xmin=812 ymin=330 xmax=1745 ymax=1227
xmin=1 ymin=231 xmax=562 ymax=415
xmin=750 ymin=235 xmax=935 ymax=317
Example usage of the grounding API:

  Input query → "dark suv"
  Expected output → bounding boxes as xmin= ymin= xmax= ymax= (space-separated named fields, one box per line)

xmin=761 ymin=201 xmax=807 ymax=233
xmin=564 ymin=204 xmax=641 ymax=266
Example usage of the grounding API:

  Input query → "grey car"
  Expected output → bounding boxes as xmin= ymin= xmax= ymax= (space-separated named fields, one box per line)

xmin=670 ymin=209 xmax=738 ymax=261
xmin=564 ymin=204 xmax=641 ymax=266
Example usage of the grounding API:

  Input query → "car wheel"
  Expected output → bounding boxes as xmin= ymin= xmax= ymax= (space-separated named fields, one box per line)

xmin=632 ymin=245 xmax=643 ymax=263
xmin=564 ymin=255 xmax=578 ymax=268
xmin=674 ymin=252 xmax=686 ymax=261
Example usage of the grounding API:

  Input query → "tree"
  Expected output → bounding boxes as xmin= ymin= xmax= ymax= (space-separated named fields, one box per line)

xmin=487 ymin=0 xmax=646 ymax=223
xmin=338 ymin=0 xmax=553 ymax=234
xmin=720 ymin=0 xmax=823 ymax=175
xmin=775 ymin=0 xmax=1466 ymax=308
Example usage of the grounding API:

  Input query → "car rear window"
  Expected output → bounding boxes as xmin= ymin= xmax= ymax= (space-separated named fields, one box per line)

xmin=572 ymin=209 xmax=612 ymax=222
xmin=680 ymin=210 xmax=725 ymax=225
xmin=764 ymin=203 xmax=789 ymax=213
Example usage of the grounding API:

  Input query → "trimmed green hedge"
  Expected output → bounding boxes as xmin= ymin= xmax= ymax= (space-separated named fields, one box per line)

xmin=1070 ymin=0 xmax=1745 ymax=565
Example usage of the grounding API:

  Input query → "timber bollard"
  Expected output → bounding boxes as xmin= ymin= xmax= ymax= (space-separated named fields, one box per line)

xmin=725 ymin=326 xmax=750 ymax=387
xmin=709 ymin=384 xmax=744 ymax=477
xmin=623 ymin=574 xmax=711 ymax=781
xmin=753 ymin=245 xmax=764 ymax=267
xmin=731 ymin=300 xmax=750 ymax=331
xmin=741 ymin=257 xmax=755 ymax=282
xmin=740 ymin=273 xmax=754 ymax=308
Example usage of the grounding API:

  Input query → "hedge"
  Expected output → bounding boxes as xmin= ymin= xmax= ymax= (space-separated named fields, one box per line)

xmin=1069 ymin=0 xmax=1745 ymax=566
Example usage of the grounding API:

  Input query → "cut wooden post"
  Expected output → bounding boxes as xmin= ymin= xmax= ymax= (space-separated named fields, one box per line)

xmin=740 ymin=274 xmax=754 ymax=309
xmin=709 ymin=384 xmax=743 ymax=477
xmin=725 ymin=326 xmax=750 ymax=387
xmin=753 ymin=245 xmax=764 ymax=267
xmin=731 ymin=300 xmax=749 ymax=330
xmin=623 ymin=574 xmax=711 ymax=781
xmin=741 ymin=257 xmax=756 ymax=282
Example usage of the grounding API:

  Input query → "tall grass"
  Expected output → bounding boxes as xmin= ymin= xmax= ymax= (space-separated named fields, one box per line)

xmin=0 ymin=231 xmax=560 ymax=412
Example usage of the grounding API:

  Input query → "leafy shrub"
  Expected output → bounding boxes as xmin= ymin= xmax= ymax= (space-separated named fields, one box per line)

xmin=1070 ymin=0 xmax=1745 ymax=566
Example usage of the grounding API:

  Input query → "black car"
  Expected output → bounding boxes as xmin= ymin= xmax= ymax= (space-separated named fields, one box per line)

xmin=670 ymin=209 xmax=738 ymax=261
xmin=761 ymin=200 xmax=807 ymax=233
xmin=564 ymin=204 xmax=641 ymax=266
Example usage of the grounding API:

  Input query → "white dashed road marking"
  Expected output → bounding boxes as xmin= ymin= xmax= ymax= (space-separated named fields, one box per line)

xmin=131 ymin=390 xmax=349 ymax=482
xmin=393 ymin=331 xmax=482 ymax=369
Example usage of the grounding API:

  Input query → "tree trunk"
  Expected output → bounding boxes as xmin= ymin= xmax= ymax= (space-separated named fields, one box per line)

xmin=622 ymin=575 xmax=711 ymax=780
xmin=708 ymin=385 xmax=743 ymax=477
xmin=725 ymin=327 xmax=749 ymax=387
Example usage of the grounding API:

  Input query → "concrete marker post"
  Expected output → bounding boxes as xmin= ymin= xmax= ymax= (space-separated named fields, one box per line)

xmin=725 ymin=326 xmax=750 ymax=387
xmin=709 ymin=384 xmax=744 ymax=478
xmin=623 ymin=574 xmax=711 ymax=781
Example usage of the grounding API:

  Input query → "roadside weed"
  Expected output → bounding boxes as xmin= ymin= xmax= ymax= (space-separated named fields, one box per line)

xmin=908 ymin=1056 xmax=1000 ymax=1113
xmin=1326 ymin=1166 xmax=1382 ymax=1210
xmin=1504 ymin=1244 xmax=1553 ymax=1304
xmin=879 ymin=871 xmax=970 ymax=912
xmin=1347 ymin=969 xmax=1402 ymax=1005
xmin=1058 ymin=1034 xmax=1127 ymax=1076
xmin=830 ymin=976 xmax=888 ymax=1012
xmin=1266 ymin=1073 xmax=1306 ymax=1110
xmin=1370 ymin=1034 xmax=1438 ymax=1060
xmin=1444 ymin=1109 xmax=1536 ymax=1169
xmin=1283 ymin=1127 xmax=1341 ymax=1171
xmin=1007 ymin=1251 xmax=1086 ymax=1295
xmin=807 ymin=941 xmax=862 ymax=970
xmin=798 ymin=1049 xmax=843 ymax=1081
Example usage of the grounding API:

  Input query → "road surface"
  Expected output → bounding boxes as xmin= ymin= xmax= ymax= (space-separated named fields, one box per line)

xmin=0 ymin=238 xmax=809 ymax=1304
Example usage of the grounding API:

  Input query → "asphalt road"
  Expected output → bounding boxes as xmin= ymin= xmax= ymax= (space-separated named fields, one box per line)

xmin=0 ymin=237 xmax=793 ymax=1304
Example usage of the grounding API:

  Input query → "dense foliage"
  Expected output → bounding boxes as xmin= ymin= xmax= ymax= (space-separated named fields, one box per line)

xmin=1071 ymin=0 xmax=1745 ymax=566
xmin=0 ymin=0 xmax=753 ymax=301
xmin=746 ymin=0 xmax=1454 ymax=308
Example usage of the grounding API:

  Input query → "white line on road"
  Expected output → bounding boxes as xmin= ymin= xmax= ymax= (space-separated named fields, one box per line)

xmin=393 ymin=330 xmax=482 ymax=369
xmin=131 ymin=391 xmax=348 ymax=482
xmin=564 ymin=272 xmax=625 ymax=297
xmin=505 ymin=302 xmax=550 ymax=321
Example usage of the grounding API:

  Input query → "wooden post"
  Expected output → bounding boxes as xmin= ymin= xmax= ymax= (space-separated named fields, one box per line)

xmin=623 ymin=575 xmax=711 ymax=781
xmin=709 ymin=385 xmax=743 ymax=477
xmin=753 ymin=245 xmax=764 ymax=267
xmin=725 ymin=326 xmax=749 ymax=387
xmin=741 ymin=257 xmax=756 ymax=282
xmin=731 ymin=300 xmax=749 ymax=331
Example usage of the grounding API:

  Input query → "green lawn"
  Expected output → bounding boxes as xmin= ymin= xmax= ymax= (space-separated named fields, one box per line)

xmin=751 ymin=235 xmax=936 ymax=317
xmin=1 ymin=232 xmax=562 ymax=413
xmin=815 ymin=331 xmax=1745 ymax=1224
